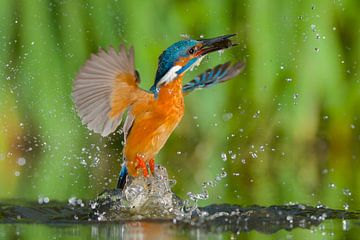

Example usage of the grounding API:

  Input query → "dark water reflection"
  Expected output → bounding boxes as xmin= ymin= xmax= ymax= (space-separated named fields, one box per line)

xmin=0 ymin=200 xmax=359 ymax=239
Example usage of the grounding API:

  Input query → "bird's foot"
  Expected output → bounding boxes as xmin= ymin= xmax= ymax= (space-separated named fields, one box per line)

xmin=135 ymin=155 xmax=148 ymax=177
xmin=149 ymin=158 xmax=155 ymax=175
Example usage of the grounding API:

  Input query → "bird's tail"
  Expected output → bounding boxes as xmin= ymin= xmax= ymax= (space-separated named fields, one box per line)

xmin=182 ymin=61 xmax=245 ymax=93
xmin=117 ymin=162 xmax=128 ymax=190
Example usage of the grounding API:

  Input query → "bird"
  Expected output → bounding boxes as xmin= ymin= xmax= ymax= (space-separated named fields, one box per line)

xmin=72 ymin=34 xmax=245 ymax=190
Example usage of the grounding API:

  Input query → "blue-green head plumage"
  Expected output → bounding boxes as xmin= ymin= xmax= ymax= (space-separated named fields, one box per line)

xmin=150 ymin=34 xmax=237 ymax=96
xmin=150 ymin=39 xmax=198 ymax=95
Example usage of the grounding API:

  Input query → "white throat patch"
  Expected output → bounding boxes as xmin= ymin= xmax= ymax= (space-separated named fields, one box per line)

xmin=156 ymin=56 xmax=205 ymax=87
xmin=157 ymin=65 xmax=182 ymax=87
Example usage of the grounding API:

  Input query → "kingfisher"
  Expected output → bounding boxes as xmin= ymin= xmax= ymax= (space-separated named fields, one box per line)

xmin=72 ymin=34 xmax=245 ymax=190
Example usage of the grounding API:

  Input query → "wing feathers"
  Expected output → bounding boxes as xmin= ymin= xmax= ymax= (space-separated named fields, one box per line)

xmin=182 ymin=61 xmax=245 ymax=93
xmin=72 ymin=44 xmax=144 ymax=136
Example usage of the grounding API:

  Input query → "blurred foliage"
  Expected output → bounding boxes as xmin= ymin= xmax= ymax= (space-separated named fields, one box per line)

xmin=0 ymin=0 xmax=359 ymax=226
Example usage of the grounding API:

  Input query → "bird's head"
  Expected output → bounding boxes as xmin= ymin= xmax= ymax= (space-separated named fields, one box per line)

xmin=150 ymin=34 xmax=237 ymax=94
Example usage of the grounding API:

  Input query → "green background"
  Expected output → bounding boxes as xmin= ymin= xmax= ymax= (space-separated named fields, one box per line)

xmin=0 ymin=0 xmax=359 ymax=216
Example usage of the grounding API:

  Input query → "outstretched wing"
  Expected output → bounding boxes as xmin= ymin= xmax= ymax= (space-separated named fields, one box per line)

xmin=72 ymin=45 xmax=150 ymax=136
xmin=182 ymin=61 xmax=245 ymax=93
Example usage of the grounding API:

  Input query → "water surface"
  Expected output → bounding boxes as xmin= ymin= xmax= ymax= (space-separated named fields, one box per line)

xmin=1 ymin=199 xmax=359 ymax=240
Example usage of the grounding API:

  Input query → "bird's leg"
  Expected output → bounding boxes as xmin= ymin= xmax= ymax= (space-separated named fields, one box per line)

xmin=135 ymin=155 xmax=148 ymax=177
xmin=149 ymin=158 xmax=155 ymax=175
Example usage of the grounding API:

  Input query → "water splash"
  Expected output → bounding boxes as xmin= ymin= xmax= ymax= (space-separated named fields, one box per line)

xmin=90 ymin=164 xmax=183 ymax=220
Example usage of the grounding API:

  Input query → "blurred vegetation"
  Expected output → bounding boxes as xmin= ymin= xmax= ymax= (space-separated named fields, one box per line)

xmin=0 ymin=0 xmax=359 ymax=226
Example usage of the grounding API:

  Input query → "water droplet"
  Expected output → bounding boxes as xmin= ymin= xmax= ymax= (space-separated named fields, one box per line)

xmin=250 ymin=152 xmax=258 ymax=159
xmin=343 ymin=188 xmax=352 ymax=196
xmin=252 ymin=110 xmax=260 ymax=119
xmin=222 ymin=112 xmax=233 ymax=121
xmin=285 ymin=77 xmax=293 ymax=82
xmin=293 ymin=93 xmax=299 ymax=100
xmin=220 ymin=171 xmax=227 ymax=178
xmin=90 ymin=202 xmax=98 ymax=209
xmin=187 ymin=192 xmax=195 ymax=201
xmin=311 ymin=24 xmax=316 ymax=32
xmin=342 ymin=220 xmax=350 ymax=231
xmin=319 ymin=213 xmax=327 ymax=221
xmin=315 ymin=47 xmax=320 ymax=53
xmin=14 ymin=171 xmax=20 ymax=176
xmin=350 ymin=124 xmax=355 ymax=129
xmin=328 ymin=183 xmax=336 ymax=189
xmin=180 ymin=33 xmax=190 ymax=39
xmin=68 ymin=197 xmax=78 ymax=206
xmin=76 ymin=199 xmax=84 ymax=207
xmin=259 ymin=145 xmax=265 ymax=152
xmin=16 ymin=157 xmax=26 ymax=166
xmin=221 ymin=152 xmax=227 ymax=161
xmin=80 ymin=159 xmax=87 ymax=166
xmin=176 ymin=151 xmax=182 ymax=155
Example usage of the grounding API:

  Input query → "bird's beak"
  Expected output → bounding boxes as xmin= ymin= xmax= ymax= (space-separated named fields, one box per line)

xmin=197 ymin=34 xmax=238 ymax=56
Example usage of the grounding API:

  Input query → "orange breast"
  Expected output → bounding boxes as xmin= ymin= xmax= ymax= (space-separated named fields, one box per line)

xmin=124 ymin=77 xmax=184 ymax=175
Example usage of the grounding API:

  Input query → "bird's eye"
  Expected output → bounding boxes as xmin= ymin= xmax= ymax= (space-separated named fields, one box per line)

xmin=188 ymin=47 xmax=195 ymax=54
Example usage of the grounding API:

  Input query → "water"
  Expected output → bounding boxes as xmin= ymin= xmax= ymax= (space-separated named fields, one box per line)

xmin=0 ymin=165 xmax=359 ymax=239
xmin=90 ymin=165 xmax=183 ymax=220
xmin=1 ymin=200 xmax=359 ymax=239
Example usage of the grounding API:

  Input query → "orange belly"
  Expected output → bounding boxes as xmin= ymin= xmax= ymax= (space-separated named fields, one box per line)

xmin=124 ymin=78 xmax=184 ymax=176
